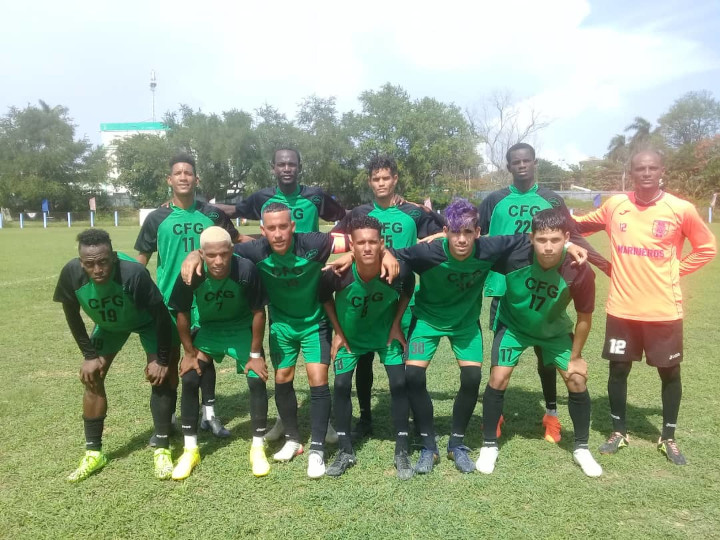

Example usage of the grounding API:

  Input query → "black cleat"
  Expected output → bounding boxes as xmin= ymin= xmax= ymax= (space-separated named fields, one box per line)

xmin=658 ymin=439 xmax=687 ymax=465
xmin=414 ymin=448 xmax=439 ymax=474
xmin=200 ymin=417 xmax=231 ymax=438
xmin=325 ymin=451 xmax=356 ymax=477
xmin=447 ymin=445 xmax=475 ymax=474
xmin=598 ymin=432 xmax=629 ymax=454
xmin=394 ymin=451 xmax=414 ymax=481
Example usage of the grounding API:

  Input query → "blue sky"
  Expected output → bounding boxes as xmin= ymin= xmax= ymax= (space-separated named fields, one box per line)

xmin=3 ymin=0 xmax=719 ymax=165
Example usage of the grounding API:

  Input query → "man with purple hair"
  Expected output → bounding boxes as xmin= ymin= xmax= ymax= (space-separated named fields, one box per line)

xmin=395 ymin=199 xmax=587 ymax=474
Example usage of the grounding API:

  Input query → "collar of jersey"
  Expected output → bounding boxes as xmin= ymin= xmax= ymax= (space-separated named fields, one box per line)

xmin=272 ymin=235 xmax=296 ymax=258
xmin=352 ymin=261 xmax=379 ymax=285
xmin=509 ymin=184 xmax=539 ymax=195
xmin=442 ymin=237 xmax=475 ymax=262
xmin=372 ymin=200 xmax=396 ymax=212
xmin=275 ymin=184 xmax=301 ymax=198
xmin=170 ymin=201 xmax=197 ymax=212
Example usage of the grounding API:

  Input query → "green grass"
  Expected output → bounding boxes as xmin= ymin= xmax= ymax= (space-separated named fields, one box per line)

xmin=1 ymin=224 xmax=719 ymax=539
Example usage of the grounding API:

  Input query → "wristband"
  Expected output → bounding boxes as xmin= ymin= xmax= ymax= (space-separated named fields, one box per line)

xmin=249 ymin=352 xmax=262 ymax=359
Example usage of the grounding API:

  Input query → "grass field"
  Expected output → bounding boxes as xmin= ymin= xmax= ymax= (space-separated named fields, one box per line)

xmin=1 ymin=224 xmax=719 ymax=539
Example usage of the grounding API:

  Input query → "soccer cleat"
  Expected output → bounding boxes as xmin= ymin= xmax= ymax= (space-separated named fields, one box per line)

xmin=573 ymin=448 xmax=603 ymax=477
xmin=658 ymin=439 xmax=687 ymax=466
xmin=476 ymin=445 xmax=499 ymax=474
xmin=171 ymin=448 xmax=200 ymax=480
xmin=447 ymin=445 xmax=476 ymax=474
xmin=67 ymin=450 xmax=108 ymax=483
xmin=325 ymin=422 xmax=339 ymax=445
xmin=543 ymin=414 xmax=562 ymax=443
xmin=200 ymin=417 xmax=231 ymax=438
xmin=351 ymin=419 xmax=374 ymax=441
xmin=394 ymin=451 xmax=414 ymax=481
xmin=414 ymin=448 xmax=439 ymax=474
xmin=496 ymin=414 xmax=505 ymax=439
xmin=598 ymin=432 xmax=629 ymax=454
xmin=325 ymin=450 xmax=356 ymax=477
xmin=250 ymin=445 xmax=270 ymax=477
xmin=307 ymin=450 xmax=326 ymax=478
xmin=273 ymin=440 xmax=303 ymax=462
xmin=264 ymin=418 xmax=285 ymax=442
xmin=154 ymin=448 xmax=174 ymax=480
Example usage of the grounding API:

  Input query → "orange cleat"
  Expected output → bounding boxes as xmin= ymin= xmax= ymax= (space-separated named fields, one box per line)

xmin=542 ymin=414 xmax=562 ymax=443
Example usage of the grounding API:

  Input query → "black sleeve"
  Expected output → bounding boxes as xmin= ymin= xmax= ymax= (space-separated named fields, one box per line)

xmin=296 ymin=232 xmax=333 ymax=263
xmin=474 ymin=234 xmax=529 ymax=264
xmin=478 ymin=197 xmax=492 ymax=235
xmin=317 ymin=191 xmax=347 ymax=222
xmin=568 ymin=264 xmax=596 ymax=314
xmin=415 ymin=208 xmax=445 ymax=238
xmin=134 ymin=211 xmax=162 ymax=254
xmin=127 ymin=264 xmax=166 ymax=311
xmin=490 ymin=241 xmax=533 ymax=275
xmin=53 ymin=261 xmax=81 ymax=305
xmin=330 ymin=205 xmax=370 ymax=234
xmin=167 ymin=273 xmax=199 ymax=313
xmin=62 ymin=303 xmax=97 ymax=359
xmin=236 ymin=259 xmax=267 ymax=311
xmin=234 ymin=193 xmax=263 ymax=220
xmin=233 ymin=238 xmax=271 ymax=264
xmin=318 ymin=269 xmax=341 ymax=303
xmin=211 ymin=207 xmax=240 ymax=241
xmin=540 ymin=189 xmax=611 ymax=276
xmin=398 ymin=262 xmax=416 ymax=296
xmin=395 ymin=241 xmax=447 ymax=274
xmin=146 ymin=302 xmax=172 ymax=366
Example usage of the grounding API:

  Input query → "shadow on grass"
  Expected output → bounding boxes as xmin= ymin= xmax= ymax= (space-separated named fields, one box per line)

xmin=590 ymin=396 xmax=662 ymax=443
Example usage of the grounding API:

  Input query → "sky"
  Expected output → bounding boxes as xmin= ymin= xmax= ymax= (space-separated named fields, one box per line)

xmin=3 ymin=0 xmax=719 ymax=166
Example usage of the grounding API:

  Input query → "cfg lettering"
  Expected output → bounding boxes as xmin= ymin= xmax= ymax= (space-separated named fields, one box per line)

xmin=172 ymin=223 xmax=204 ymax=235
xmin=508 ymin=205 xmax=541 ymax=217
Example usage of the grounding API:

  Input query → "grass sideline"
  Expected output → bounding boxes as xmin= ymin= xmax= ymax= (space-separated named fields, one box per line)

xmin=1 ymin=224 xmax=719 ymax=539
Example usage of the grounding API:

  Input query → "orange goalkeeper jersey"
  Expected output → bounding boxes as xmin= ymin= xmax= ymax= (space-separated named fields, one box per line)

xmin=574 ymin=192 xmax=716 ymax=321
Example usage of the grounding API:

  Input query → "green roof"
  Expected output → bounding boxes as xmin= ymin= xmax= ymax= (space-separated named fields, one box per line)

xmin=100 ymin=122 xmax=168 ymax=131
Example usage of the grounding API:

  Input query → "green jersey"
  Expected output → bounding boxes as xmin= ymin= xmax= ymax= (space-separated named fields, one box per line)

xmin=319 ymin=262 xmax=415 ymax=351
xmin=396 ymin=235 xmax=526 ymax=331
xmin=233 ymin=232 xmax=336 ymax=327
xmin=168 ymin=254 xmax=266 ymax=331
xmin=134 ymin=201 xmax=239 ymax=302
xmin=493 ymin=243 xmax=595 ymax=340
xmin=235 ymin=184 xmax=346 ymax=232
xmin=331 ymin=201 xmax=444 ymax=248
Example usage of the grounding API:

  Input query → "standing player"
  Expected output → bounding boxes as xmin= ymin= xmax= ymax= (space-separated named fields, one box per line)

xmin=168 ymin=227 xmax=270 ymax=479
xmin=478 ymin=142 xmax=610 ymax=444
xmin=330 ymin=154 xmax=445 ymax=440
xmin=135 ymin=153 xmax=240 ymax=443
xmin=574 ymin=150 xmax=716 ymax=464
xmin=476 ymin=208 xmax=602 ymax=477
xmin=320 ymin=215 xmax=416 ymax=479
xmin=54 ymin=229 xmax=175 ymax=481
xmin=395 ymin=199 xmax=588 ymax=474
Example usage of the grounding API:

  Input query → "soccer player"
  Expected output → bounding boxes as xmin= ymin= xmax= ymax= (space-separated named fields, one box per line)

xmin=395 ymin=199 xmax=588 ymax=474
xmin=574 ymin=150 xmax=716 ymax=465
xmin=181 ymin=203 xmax=398 ymax=477
xmin=54 ymin=229 xmax=175 ymax=482
xmin=168 ymin=227 xmax=270 ymax=479
xmin=320 ymin=214 xmax=416 ymax=479
xmin=478 ymin=142 xmax=610 ymax=444
xmin=330 ymin=154 xmax=445 ymax=440
xmin=135 ymin=153 xmax=240 ymax=443
xmin=476 ymin=207 xmax=602 ymax=477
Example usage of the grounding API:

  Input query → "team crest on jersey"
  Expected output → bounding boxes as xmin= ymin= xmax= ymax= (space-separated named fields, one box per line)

xmin=310 ymin=196 xmax=322 ymax=205
xmin=548 ymin=197 xmax=561 ymax=208
xmin=305 ymin=249 xmax=319 ymax=260
xmin=652 ymin=220 xmax=671 ymax=238
xmin=408 ymin=209 xmax=421 ymax=219
xmin=207 ymin=211 xmax=220 ymax=220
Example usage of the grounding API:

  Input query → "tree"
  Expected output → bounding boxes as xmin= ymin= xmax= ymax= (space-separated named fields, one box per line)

xmin=536 ymin=159 xmax=571 ymax=190
xmin=467 ymin=89 xmax=548 ymax=183
xmin=624 ymin=116 xmax=652 ymax=149
xmin=605 ymin=134 xmax=628 ymax=164
xmin=0 ymin=101 xmax=101 ymax=212
xmin=114 ymin=134 xmax=172 ymax=207
xmin=658 ymin=90 xmax=720 ymax=148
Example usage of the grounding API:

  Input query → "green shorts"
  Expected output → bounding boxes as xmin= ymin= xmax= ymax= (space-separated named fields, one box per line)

xmin=406 ymin=317 xmax=483 ymax=363
xmin=194 ymin=325 xmax=259 ymax=377
xmin=269 ymin=319 xmax=331 ymax=370
xmin=90 ymin=322 xmax=157 ymax=357
xmin=334 ymin=342 xmax=404 ymax=375
xmin=491 ymin=324 xmax=572 ymax=371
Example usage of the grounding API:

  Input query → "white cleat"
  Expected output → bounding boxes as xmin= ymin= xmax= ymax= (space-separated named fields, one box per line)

xmin=476 ymin=446 xmax=499 ymax=474
xmin=573 ymin=448 xmax=603 ymax=477
xmin=264 ymin=418 xmax=285 ymax=443
xmin=325 ymin=422 xmax=339 ymax=445
xmin=273 ymin=441 xmax=303 ymax=462
xmin=307 ymin=451 xmax=326 ymax=479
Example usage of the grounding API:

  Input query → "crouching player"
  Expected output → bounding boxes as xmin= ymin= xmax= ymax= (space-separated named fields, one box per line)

xmin=320 ymin=215 xmax=416 ymax=479
xmin=476 ymin=208 xmax=602 ymax=477
xmin=168 ymin=227 xmax=269 ymax=479
xmin=54 ymin=229 xmax=174 ymax=481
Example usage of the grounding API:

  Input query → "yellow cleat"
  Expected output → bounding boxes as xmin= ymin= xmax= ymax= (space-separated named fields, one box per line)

xmin=154 ymin=448 xmax=173 ymax=480
xmin=171 ymin=448 xmax=201 ymax=480
xmin=250 ymin=445 xmax=270 ymax=477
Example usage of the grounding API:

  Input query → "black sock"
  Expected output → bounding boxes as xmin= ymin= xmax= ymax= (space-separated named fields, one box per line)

xmin=482 ymin=385 xmax=505 ymax=447
xmin=449 ymin=365 xmax=482 ymax=448
xmin=247 ymin=377 xmax=268 ymax=438
xmin=568 ymin=390 xmax=591 ymax=449
xmin=334 ymin=371 xmax=354 ymax=453
xmin=355 ymin=352 xmax=374 ymax=423
xmin=274 ymin=381 xmax=300 ymax=442
xmin=406 ymin=365 xmax=436 ymax=452
xmin=608 ymin=362 xmax=632 ymax=435
xmin=309 ymin=384 xmax=331 ymax=454
xmin=83 ymin=415 xmax=105 ymax=451
xmin=385 ymin=364 xmax=410 ymax=454
xmin=200 ymin=359 xmax=216 ymax=407
xmin=150 ymin=382 xmax=174 ymax=449
xmin=535 ymin=347 xmax=557 ymax=411
xmin=658 ymin=365 xmax=682 ymax=440
xmin=180 ymin=369 xmax=201 ymax=437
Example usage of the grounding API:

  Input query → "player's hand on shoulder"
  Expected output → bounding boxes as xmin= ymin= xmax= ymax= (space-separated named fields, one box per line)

xmin=380 ymin=250 xmax=399 ymax=283
xmin=567 ymin=243 xmax=588 ymax=266
xmin=245 ymin=356 xmax=268 ymax=382
xmin=323 ymin=252 xmax=353 ymax=276
xmin=181 ymin=251 xmax=203 ymax=284
xmin=419 ymin=231 xmax=446 ymax=244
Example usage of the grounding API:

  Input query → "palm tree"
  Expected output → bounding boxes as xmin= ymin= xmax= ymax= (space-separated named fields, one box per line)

xmin=624 ymin=117 xmax=652 ymax=149
xmin=606 ymin=134 xmax=628 ymax=163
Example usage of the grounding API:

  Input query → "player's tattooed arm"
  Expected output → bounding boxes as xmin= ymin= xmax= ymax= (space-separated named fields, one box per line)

xmin=246 ymin=309 xmax=269 ymax=382
xmin=176 ymin=311 xmax=202 ymax=377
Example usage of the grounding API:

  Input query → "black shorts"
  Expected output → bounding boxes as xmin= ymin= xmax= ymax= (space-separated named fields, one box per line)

xmin=602 ymin=314 xmax=683 ymax=367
